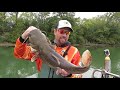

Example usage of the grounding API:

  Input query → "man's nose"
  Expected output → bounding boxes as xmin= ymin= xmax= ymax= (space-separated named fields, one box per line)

xmin=62 ymin=33 xmax=67 ymax=37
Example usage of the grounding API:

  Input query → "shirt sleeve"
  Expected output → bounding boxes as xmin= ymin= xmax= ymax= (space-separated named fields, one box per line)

xmin=14 ymin=37 xmax=43 ymax=72
xmin=14 ymin=37 xmax=32 ymax=60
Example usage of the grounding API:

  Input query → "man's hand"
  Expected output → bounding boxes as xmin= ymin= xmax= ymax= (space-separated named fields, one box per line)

xmin=56 ymin=68 xmax=82 ymax=78
xmin=56 ymin=68 xmax=70 ymax=77
xmin=21 ymin=26 xmax=37 ymax=39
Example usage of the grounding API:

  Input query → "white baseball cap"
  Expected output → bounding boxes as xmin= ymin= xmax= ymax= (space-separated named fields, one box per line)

xmin=57 ymin=20 xmax=73 ymax=32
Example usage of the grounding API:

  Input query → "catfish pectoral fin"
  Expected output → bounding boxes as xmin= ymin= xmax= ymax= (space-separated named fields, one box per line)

xmin=51 ymin=53 xmax=61 ymax=66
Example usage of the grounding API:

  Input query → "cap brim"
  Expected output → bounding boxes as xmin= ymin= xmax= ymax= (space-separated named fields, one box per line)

xmin=58 ymin=27 xmax=73 ymax=32
xmin=69 ymin=28 xmax=73 ymax=32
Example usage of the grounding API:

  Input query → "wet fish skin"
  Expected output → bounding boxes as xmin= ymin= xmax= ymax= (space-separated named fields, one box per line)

xmin=28 ymin=29 xmax=92 ymax=74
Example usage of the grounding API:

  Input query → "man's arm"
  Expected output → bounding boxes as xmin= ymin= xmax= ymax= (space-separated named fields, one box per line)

xmin=14 ymin=26 xmax=38 ymax=60
xmin=14 ymin=36 xmax=43 ymax=72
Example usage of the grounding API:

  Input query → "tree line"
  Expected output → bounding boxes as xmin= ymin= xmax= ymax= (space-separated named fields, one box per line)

xmin=0 ymin=12 xmax=120 ymax=46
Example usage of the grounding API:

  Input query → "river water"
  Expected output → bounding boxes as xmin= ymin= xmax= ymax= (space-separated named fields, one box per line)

xmin=0 ymin=47 xmax=120 ymax=78
xmin=79 ymin=46 xmax=120 ymax=75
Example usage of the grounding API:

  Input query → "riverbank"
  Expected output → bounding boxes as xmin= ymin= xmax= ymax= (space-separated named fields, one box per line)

xmin=74 ymin=43 xmax=120 ymax=48
xmin=1 ymin=42 xmax=120 ymax=47
xmin=0 ymin=42 xmax=15 ymax=47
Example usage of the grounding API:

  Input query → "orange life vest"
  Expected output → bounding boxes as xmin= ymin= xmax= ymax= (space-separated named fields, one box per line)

xmin=54 ymin=45 xmax=81 ymax=66
xmin=47 ymin=44 xmax=81 ymax=78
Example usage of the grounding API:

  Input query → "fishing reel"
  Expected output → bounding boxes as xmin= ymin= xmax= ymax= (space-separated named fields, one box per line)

xmin=104 ymin=49 xmax=110 ymax=56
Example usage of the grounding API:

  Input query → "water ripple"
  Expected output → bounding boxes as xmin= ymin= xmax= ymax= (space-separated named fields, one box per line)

xmin=116 ymin=60 xmax=120 ymax=74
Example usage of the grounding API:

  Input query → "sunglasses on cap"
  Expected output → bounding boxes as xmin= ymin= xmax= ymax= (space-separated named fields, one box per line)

xmin=58 ymin=29 xmax=70 ymax=35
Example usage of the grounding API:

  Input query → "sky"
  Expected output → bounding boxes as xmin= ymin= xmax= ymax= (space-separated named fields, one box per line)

xmin=75 ymin=12 xmax=107 ymax=19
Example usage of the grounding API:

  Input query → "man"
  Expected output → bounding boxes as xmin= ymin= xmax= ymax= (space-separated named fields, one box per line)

xmin=14 ymin=20 xmax=83 ymax=78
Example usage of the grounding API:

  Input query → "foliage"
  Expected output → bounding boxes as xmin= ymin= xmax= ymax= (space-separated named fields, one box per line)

xmin=1 ymin=12 xmax=120 ymax=46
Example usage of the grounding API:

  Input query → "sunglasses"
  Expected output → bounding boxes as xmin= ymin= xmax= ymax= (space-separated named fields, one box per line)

xmin=58 ymin=29 xmax=70 ymax=35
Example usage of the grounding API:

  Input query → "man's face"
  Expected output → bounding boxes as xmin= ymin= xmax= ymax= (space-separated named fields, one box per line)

xmin=54 ymin=27 xmax=71 ymax=45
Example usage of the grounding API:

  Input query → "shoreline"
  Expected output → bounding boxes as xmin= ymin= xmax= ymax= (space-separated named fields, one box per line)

xmin=0 ymin=42 xmax=120 ymax=47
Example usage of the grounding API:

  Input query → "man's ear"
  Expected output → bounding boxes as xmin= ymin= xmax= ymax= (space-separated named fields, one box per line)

xmin=54 ymin=29 xmax=57 ymax=35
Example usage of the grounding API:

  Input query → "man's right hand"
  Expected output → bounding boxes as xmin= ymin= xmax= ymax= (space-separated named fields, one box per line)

xmin=56 ymin=68 xmax=70 ymax=77
xmin=21 ymin=26 xmax=37 ymax=39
